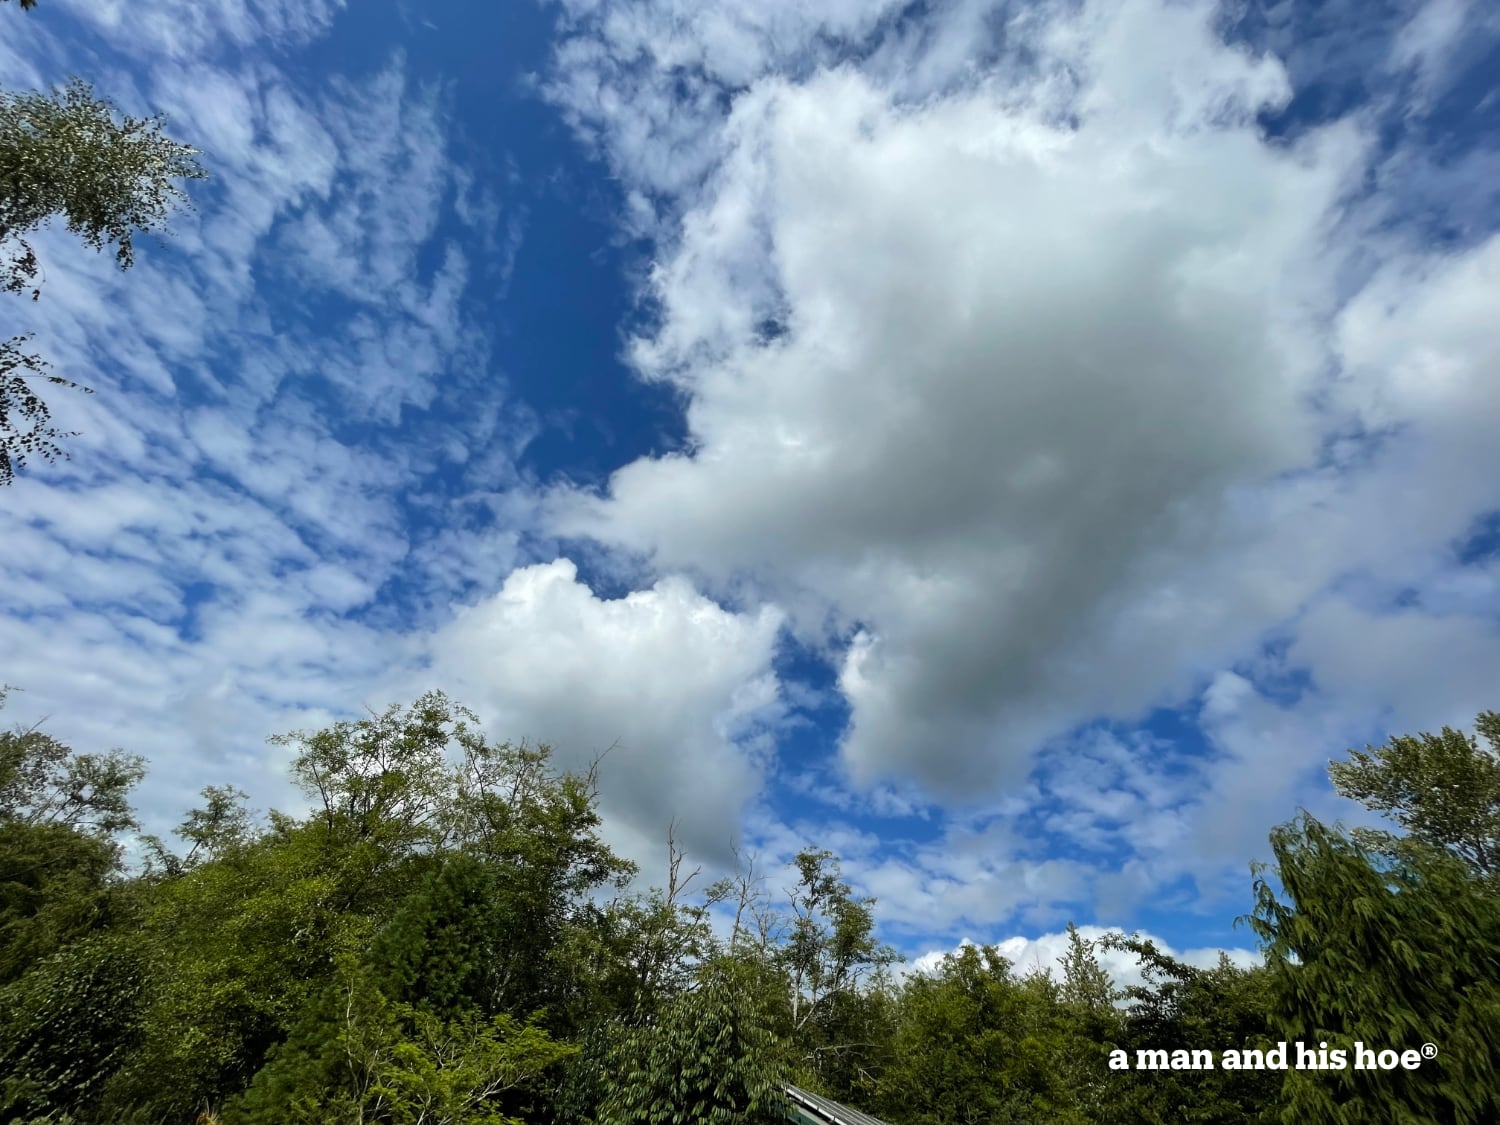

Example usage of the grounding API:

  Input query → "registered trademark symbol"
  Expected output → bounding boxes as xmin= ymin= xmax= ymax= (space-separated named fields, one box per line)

xmin=1421 ymin=1043 xmax=1438 ymax=1060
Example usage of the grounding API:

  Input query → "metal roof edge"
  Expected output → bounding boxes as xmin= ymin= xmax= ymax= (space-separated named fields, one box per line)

xmin=783 ymin=1082 xmax=894 ymax=1125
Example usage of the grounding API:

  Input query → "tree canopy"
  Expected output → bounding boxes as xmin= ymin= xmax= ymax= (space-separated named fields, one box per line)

xmin=1327 ymin=711 xmax=1500 ymax=884
xmin=1 ymin=688 xmax=1497 ymax=1123
xmin=1 ymin=0 xmax=204 ymax=484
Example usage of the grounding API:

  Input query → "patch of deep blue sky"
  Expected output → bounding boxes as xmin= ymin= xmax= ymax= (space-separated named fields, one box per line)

xmin=33 ymin=0 xmax=1500 ymax=949
xmin=1240 ymin=0 xmax=1500 ymax=250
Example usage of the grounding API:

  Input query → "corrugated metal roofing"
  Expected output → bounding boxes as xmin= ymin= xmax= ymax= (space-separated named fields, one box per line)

xmin=783 ymin=1083 xmax=894 ymax=1125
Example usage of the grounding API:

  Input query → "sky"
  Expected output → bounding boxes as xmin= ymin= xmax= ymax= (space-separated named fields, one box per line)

xmin=1 ymin=0 xmax=1498 ymax=973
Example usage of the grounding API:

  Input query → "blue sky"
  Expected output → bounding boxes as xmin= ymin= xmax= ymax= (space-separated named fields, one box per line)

xmin=2 ymin=0 xmax=1499 ymax=974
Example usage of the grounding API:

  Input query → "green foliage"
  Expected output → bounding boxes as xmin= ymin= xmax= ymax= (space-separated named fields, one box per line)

xmin=878 ymin=944 xmax=1092 ymax=1125
xmin=176 ymin=784 xmax=255 ymax=866
xmin=553 ymin=841 xmax=768 ymax=1123
xmin=368 ymin=853 xmax=519 ymax=1017
xmin=374 ymin=1005 xmax=574 ymax=1125
xmin=793 ymin=972 xmax=898 ymax=1109
xmin=776 ymin=847 xmax=898 ymax=1100
xmin=782 ymin=849 xmax=895 ymax=1019
xmin=110 ymin=821 xmax=386 ymax=1120
xmin=0 ymin=335 xmax=89 ymax=485
xmin=0 ymin=697 xmax=142 ymax=985
xmin=229 ymin=958 xmax=573 ymax=1125
xmin=0 ymin=69 xmax=202 ymax=482
xmin=552 ymin=879 xmax=720 ymax=1050
xmin=5 ymin=691 xmax=1496 ymax=1125
xmin=0 ymin=78 xmax=204 ymax=290
xmin=1051 ymin=926 xmax=1124 ymax=1121
xmin=550 ymin=1018 xmax=621 ymax=1125
xmin=1249 ymin=814 xmax=1500 ymax=1125
xmin=0 ymin=819 xmax=121 ymax=986
xmin=1328 ymin=712 xmax=1500 ymax=883
xmin=1056 ymin=923 xmax=1116 ymax=1013
xmin=97 ymin=694 xmax=632 ymax=1122
xmin=597 ymin=956 xmax=786 ymax=1125
xmin=275 ymin=693 xmax=630 ymax=946
xmin=0 ymin=698 xmax=145 ymax=837
xmin=440 ymin=736 xmax=636 ymax=1029
xmin=0 ymin=932 xmax=146 ymax=1123
xmin=1099 ymin=934 xmax=1279 ymax=1124
xmin=279 ymin=692 xmax=463 ymax=855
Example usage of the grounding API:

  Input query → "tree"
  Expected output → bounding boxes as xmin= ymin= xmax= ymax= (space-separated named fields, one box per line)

xmin=229 ymin=954 xmax=573 ymax=1125
xmin=442 ymin=734 xmax=635 ymax=1029
xmin=1328 ymin=711 xmax=1500 ymax=885
xmin=554 ymin=824 xmax=722 ymax=1044
xmin=1249 ymin=814 xmax=1500 ymax=1124
xmin=0 ymin=691 xmax=145 ymax=837
xmin=1056 ymin=924 xmax=1115 ymax=1012
xmin=773 ymin=848 xmax=898 ymax=1102
xmin=0 ymin=817 xmax=123 ymax=986
xmin=1052 ymin=925 xmax=1122 ymax=1121
xmin=367 ymin=853 xmax=533 ymax=1021
xmin=780 ymin=849 xmax=896 ymax=1032
xmin=553 ymin=840 xmax=777 ymax=1125
xmin=104 ymin=698 xmax=464 ymax=1119
xmin=100 ymin=695 xmax=634 ymax=1123
xmin=878 ymin=944 xmax=1085 ymax=1125
xmin=374 ymin=1005 xmax=573 ymax=1125
xmin=0 ymin=61 xmax=204 ymax=483
xmin=106 ymin=821 xmax=382 ymax=1122
xmin=597 ymin=956 xmax=786 ymax=1125
xmin=164 ymin=784 xmax=256 ymax=873
xmin=0 ymin=335 xmax=89 ymax=485
xmin=1 ymin=78 xmax=205 ymax=292
xmin=1097 ymin=933 xmax=1279 ymax=1124
xmin=0 ymin=932 xmax=147 ymax=1123
xmin=0 ymin=692 xmax=144 ymax=984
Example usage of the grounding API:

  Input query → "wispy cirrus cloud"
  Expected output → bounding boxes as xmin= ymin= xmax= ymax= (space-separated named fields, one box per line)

xmin=0 ymin=11 xmax=527 ymax=829
xmin=58 ymin=0 xmax=348 ymax=60
xmin=2 ymin=3 xmax=795 ymax=882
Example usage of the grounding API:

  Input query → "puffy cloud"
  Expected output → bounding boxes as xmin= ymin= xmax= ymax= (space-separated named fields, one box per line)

xmin=421 ymin=559 xmax=786 ymax=869
xmin=552 ymin=0 xmax=1376 ymax=797
xmin=539 ymin=0 xmax=1500 ymax=929
xmin=909 ymin=927 xmax=1262 ymax=994
xmin=544 ymin=0 xmax=912 ymax=228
